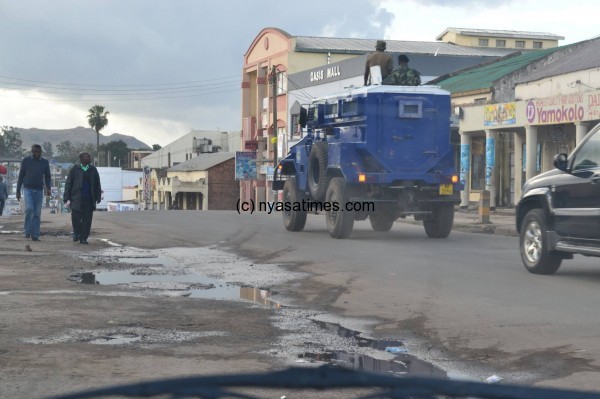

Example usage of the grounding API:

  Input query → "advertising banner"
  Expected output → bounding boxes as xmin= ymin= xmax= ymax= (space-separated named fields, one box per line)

xmin=107 ymin=203 xmax=136 ymax=212
xmin=484 ymin=103 xmax=516 ymax=126
xmin=460 ymin=144 xmax=470 ymax=187
xmin=485 ymin=138 xmax=495 ymax=186
xmin=235 ymin=152 xmax=257 ymax=180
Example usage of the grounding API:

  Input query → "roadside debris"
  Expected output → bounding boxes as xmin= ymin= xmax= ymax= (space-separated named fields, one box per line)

xmin=485 ymin=374 xmax=503 ymax=383
xmin=385 ymin=346 xmax=408 ymax=354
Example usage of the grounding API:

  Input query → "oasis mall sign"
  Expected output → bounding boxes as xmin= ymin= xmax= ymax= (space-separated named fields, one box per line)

xmin=526 ymin=91 xmax=600 ymax=124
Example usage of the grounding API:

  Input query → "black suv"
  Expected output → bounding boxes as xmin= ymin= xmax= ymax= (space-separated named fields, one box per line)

xmin=516 ymin=123 xmax=600 ymax=274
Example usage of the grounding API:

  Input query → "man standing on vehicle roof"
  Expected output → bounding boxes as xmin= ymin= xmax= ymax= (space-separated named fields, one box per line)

xmin=383 ymin=54 xmax=421 ymax=86
xmin=364 ymin=40 xmax=393 ymax=85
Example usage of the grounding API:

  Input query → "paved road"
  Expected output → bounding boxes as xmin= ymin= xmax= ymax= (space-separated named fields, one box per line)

xmin=89 ymin=210 xmax=600 ymax=390
xmin=3 ymin=208 xmax=600 ymax=396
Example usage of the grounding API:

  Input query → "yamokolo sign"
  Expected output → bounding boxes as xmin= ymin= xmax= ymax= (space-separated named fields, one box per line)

xmin=526 ymin=91 xmax=600 ymax=125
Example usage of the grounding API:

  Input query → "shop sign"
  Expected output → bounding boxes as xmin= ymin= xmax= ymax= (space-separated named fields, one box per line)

xmin=484 ymin=103 xmax=516 ymax=126
xmin=526 ymin=94 xmax=585 ymax=125
xmin=244 ymin=140 xmax=259 ymax=151
xmin=310 ymin=65 xmax=341 ymax=82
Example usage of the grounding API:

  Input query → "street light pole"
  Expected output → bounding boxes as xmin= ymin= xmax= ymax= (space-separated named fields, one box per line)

xmin=270 ymin=65 xmax=278 ymax=203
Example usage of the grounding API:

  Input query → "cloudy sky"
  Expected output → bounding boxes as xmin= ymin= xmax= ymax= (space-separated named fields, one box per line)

xmin=0 ymin=0 xmax=597 ymax=147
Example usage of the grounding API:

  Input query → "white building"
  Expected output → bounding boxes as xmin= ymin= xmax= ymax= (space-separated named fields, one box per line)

xmin=141 ymin=130 xmax=242 ymax=169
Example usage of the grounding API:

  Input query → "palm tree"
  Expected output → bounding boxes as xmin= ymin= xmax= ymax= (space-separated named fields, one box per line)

xmin=87 ymin=105 xmax=109 ymax=165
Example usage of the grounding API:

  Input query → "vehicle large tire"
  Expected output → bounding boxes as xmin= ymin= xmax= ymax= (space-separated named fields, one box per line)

xmin=282 ymin=177 xmax=307 ymax=232
xmin=307 ymin=141 xmax=330 ymax=202
xmin=520 ymin=209 xmax=562 ymax=275
xmin=369 ymin=211 xmax=395 ymax=232
xmin=325 ymin=177 xmax=354 ymax=239
xmin=423 ymin=203 xmax=454 ymax=238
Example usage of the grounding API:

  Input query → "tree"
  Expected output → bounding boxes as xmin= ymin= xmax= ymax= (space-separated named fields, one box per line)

xmin=42 ymin=142 xmax=54 ymax=159
xmin=87 ymin=105 xmax=109 ymax=165
xmin=76 ymin=143 xmax=96 ymax=156
xmin=0 ymin=126 xmax=26 ymax=157
xmin=99 ymin=140 xmax=129 ymax=167
xmin=56 ymin=140 xmax=76 ymax=162
xmin=152 ymin=144 xmax=162 ymax=151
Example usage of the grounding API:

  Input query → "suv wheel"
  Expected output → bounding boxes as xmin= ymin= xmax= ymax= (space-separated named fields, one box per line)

xmin=520 ymin=209 xmax=562 ymax=275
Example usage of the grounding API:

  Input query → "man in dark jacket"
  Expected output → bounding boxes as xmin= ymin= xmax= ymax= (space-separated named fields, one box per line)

xmin=0 ymin=176 xmax=7 ymax=216
xmin=364 ymin=40 xmax=393 ymax=85
xmin=63 ymin=152 xmax=102 ymax=244
xmin=16 ymin=144 xmax=52 ymax=241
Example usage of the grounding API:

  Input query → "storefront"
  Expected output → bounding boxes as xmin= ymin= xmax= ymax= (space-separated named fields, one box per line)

xmin=459 ymin=89 xmax=600 ymax=207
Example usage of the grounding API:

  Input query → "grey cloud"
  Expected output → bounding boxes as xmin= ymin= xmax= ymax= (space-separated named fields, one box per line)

xmin=0 ymin=0 xmax=390 ymax=133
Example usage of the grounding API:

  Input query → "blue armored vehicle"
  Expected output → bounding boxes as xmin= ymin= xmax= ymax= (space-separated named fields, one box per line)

xmin=272 ymin=85 xmax=461 ymax=239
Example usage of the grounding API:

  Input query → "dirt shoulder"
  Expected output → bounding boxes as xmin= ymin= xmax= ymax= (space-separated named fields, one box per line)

xmin=0 ymin=213 xmax=281 ymax=399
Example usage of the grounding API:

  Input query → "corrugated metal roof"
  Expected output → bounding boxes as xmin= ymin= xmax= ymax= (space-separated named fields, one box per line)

xmin=517 ymin=37 xmax=600 ymax=83
xmin=431 ymin=47 xmax=561 ymax=93
xmin=436 ymin=27 xmax=564 ymax=41
xmin=168 ymin=152 xmax=234 ymax=172
xmin=294 ymin=36 xmax=515 ymax=57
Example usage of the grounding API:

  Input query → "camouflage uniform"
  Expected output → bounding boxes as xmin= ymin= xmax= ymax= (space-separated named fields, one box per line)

xmin=382 ymin=65 xmax=421 ymax=86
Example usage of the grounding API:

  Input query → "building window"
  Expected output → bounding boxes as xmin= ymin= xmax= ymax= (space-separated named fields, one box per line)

xmin=276 ymin=71 xmax=287 ymax=95
xmin=533 ymin=41 xmax=543 ymax=49
xmin=474 ymin=98 xmax=487 ymax=105
xmin=516 ymin=40 xmax=525 ymax=48
xmin=478 ymin=38 xmax=489 ymax=47
xmin=496 ymin=39 xmax=506 ymax=48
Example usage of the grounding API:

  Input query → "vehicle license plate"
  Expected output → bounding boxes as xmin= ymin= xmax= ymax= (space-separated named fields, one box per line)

xmin=439 ymin=184 xmax=453 ymax=195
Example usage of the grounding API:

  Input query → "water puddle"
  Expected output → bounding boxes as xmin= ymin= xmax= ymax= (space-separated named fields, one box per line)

xmin=312 ymin=320 xmax=403 ymax=350
xmin=72 ymin=269 xmax=281 ymax=307
xmin=303 ymin=320 xmax=446 ymax=378
xmin=299 ymin=351 xmax=446 ymax=378
xmin=69 ymin=245 xmax=445 ymax=379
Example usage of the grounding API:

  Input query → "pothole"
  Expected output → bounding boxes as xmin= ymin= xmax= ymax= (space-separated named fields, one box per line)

xmin=89 ymin=333 xmax=141 ymax=345
xmin=69 ymin=244 xmax=447 ymax=379
xmin=69 ymin=245 xmax=308 ymax=307
xmin=298 ymin=320 xmax=446 ymax=378
xmin=69 ymin=269 xmax=282 ymax=307
xmin=299 ymin=350 xmax=446 ymax=377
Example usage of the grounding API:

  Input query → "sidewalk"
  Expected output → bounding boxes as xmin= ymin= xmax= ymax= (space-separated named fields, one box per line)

xmin=452 ymin=206 xmax=517 ymax=237
xmin=397 ymin=206 xmax=518 ymax=237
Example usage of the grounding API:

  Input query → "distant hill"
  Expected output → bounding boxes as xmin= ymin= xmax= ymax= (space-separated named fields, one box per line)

xmin=15 ymin=127 xmax=152 ymax=150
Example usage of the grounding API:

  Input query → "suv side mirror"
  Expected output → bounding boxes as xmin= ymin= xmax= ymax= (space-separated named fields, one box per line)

xmin=553 ymin=153 xmax=568 ymax=171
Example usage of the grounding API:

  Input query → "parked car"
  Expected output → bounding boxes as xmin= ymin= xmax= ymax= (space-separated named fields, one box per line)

xmin=516 ymin=123 xmax=600 ymax=274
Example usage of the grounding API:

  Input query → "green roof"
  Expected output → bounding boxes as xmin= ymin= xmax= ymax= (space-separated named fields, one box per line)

xmin=433 ymin=47 xmax=562 ymax=93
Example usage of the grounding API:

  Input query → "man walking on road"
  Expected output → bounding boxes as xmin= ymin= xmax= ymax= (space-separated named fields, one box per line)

xmin=16 ymin=144 xmax=52 ymax=241
xmin=63 ymin=152 xmax=102 ymax=244
xmin=0 ymin=176 xmax=7 ymax=216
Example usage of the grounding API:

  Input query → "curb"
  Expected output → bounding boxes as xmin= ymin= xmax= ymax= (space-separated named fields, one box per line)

xmin=395 ymin=219 xmax=518 ymax=237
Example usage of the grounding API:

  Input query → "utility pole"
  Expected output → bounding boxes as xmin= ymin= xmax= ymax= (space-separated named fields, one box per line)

xmin=270 ymin=65 xmax=278 ymax=169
